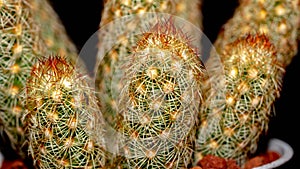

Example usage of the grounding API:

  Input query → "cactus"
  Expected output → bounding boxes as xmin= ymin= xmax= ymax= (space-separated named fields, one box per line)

xmin=24 ymin=56 xmax=107 ymax=168
xmin=0 ymin=0 xmax=45 ymax=158
xmin=99 ymin=0 xmax=203 ymax=29
xmin=194 ymin=0 xmax=299 ymax=166
xmin=0 ymin=0 xmax=83 ymax=159
xmin=195 ymin=34 xmax=284 ymax=167
xmin=30 ymin=0 xmax=84 ymax=68
xmin=95 ymin=0 xmax=203 ymax=129
xmin=94 ymin=1 xmax=206 ymax=168
xmin=96 ymin=15 xmax=208 ymax=168
xmin=214 ymin=0 xmax=300 ymax=69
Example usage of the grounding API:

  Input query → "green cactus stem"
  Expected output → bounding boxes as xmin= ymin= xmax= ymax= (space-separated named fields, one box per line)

xmin=0 ymin=0 xmax=45 ymax=158
xmin=194 ymin=0 xmax=299 ymax=166
xmin=99 ymin=0 xmax=202 ymax=29
xmin=30 ymin=0 xmax=83 ymax=67
xmin=0 ymin=0 xmax=83 ymax=159
xmin=195 ymin=34 xmax=284 ymax=167
xmin=96 ymin=16 xmax=208 ymax=168
xmin=24 ymin=56 xmax=107 ymax=168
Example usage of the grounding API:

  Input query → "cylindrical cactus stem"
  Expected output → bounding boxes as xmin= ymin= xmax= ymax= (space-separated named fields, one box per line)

xmin=24 ymin=56 xmax=107 ymax=168
xmin=30 ymin=0 xmax=84 ymax=68
xmin=99 ymin=0 xmax=203 ymax=29
xmin=195 ymin=34 xmax=284 ymax=167
xmin=0 ymin=0 xmax=83 ymax=159
xmin=214 ymin=0 xmax=300 ymax=69
xmin=0 ymin=0 xmax=45 ymax=158
xmin=199 ymin=1 xmax=300 ymax=163
xmin=95 ymin=0 xmax=203 ymax=128
xmin=99 ymin=16 xmax=208 ymax=168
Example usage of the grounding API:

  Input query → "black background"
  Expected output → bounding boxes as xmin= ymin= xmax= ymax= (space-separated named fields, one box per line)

xmin=48 ymin=0 xmax=299 ymax=168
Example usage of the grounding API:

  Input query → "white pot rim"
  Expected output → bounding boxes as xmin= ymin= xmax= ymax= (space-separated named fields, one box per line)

xmin=253 ymin=138 xmax=293 ymax=169
xmin=0 ymin=150 xmax=3 ymax=168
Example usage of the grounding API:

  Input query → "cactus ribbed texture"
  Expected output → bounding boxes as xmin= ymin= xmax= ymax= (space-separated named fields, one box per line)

xmin=195 ymin=34 xmax=283 ymax=167
xmin=24 ymin=56 xmax=107 ymax=168
xmin=0 ymin=0 xmax=83 ymax=159
xmin=104 ymin=17 xmax=208 ymax=169
xmin=95 ymin=0 xmax=203 ymax=129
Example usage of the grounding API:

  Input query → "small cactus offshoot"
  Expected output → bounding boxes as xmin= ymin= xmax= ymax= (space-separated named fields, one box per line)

xmin=24 ymin=56 xmax=107 ymax=168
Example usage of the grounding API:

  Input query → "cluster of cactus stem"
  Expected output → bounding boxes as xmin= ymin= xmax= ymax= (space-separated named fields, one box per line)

xmin=24 ymin=56 xmax=107 ymax=168
xmin=0 ymin=0 xmax=299 ymax=168
xmin=0 ymin=0 xmax=82 ymax=160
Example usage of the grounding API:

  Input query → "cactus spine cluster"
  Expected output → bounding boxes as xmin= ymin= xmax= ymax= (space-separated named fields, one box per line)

xmin=0 ymin=0 xmax=82 ymax=159
xmin=24 ymin=56 xmax=107 ymax=168
xmin=195 ymin=34 xmax=284 ymax=167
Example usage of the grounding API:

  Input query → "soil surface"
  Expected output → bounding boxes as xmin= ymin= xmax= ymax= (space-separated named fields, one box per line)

xmin=192 ymin=151 xmax=280 ymax=169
